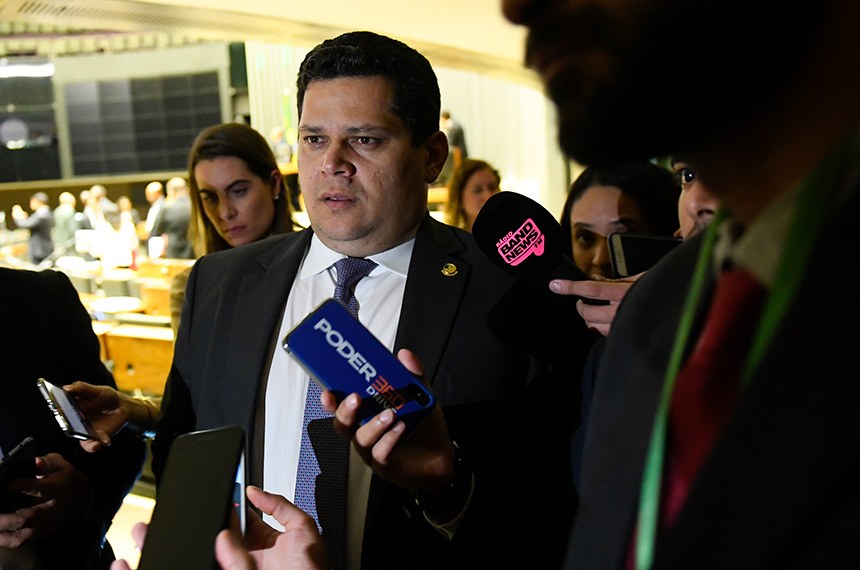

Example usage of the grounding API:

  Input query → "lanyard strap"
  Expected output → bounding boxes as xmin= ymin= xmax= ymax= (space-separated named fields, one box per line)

xmin=635 ymin=140 xmax=853 ymax=570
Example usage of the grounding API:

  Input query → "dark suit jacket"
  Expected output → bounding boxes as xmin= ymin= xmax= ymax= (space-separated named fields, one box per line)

xmin=15 ymin=206 xmax=54 ymax=264
xmin=0 ymin=268 xmax=146 ymax=570
xmin=151 ymin=194 xmax=193 ymax=259
xmin=153 ymin=213 xmax=590 ymax=569
xmin=566 ymin=173 xmax=860 ymax=568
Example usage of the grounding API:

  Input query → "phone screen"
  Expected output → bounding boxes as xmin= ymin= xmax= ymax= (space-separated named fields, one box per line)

xmin=36 ymin=378 xmax=97 ymax=440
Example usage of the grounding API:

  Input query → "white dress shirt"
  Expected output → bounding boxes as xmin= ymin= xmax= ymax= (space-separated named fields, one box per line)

xmin=263 ymin=234 xmax=412 ymax=570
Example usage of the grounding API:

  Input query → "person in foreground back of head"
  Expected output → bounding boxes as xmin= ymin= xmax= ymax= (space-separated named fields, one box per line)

xmin=0 ymin=267 xmax=145 ymax=569
xmin=503 ymin=0 xmax=860 ymax=567
xmin=150 ymin=29 xmax=586 ymax=570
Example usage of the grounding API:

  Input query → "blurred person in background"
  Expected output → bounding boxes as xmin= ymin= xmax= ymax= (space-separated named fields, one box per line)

xmin=11 ymin=192 xmax=54 ymax=265
xmin=52 ymin=192 xmax=79 ymax=255
xmin=151 ymin=177 xmax=194 ymax=260
xmin=442 ymin=158 xmax=501 ymax=232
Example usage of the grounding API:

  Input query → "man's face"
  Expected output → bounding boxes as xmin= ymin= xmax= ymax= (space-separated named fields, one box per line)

xmin=298 ymin=76 xmax=446 ymax=257
xmin=501 ymin=0 xmax=819 ymax=165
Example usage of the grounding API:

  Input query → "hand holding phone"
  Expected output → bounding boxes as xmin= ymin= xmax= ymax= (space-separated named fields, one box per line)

xmin=36 ymin=378 xmax=98 ymax=441
xmin=0 ymin=437 xmax=36 ymax=512
xmin=283 ymin=299 xmax=436 ymax=439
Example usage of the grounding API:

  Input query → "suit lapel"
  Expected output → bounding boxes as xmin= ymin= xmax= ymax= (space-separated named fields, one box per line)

xmin=394 ymin=215 xmax=470 ymax=387
xmin=212 ymin=233 xmax=311 ymax=441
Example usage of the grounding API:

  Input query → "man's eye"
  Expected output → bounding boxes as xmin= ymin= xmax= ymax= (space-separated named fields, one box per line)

xmin=680 ymin=168 xmax=696 ymax=184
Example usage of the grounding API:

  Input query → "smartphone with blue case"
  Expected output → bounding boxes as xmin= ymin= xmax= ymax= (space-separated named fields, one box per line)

xmin=283 ymin=298 xmax=436 ymax=438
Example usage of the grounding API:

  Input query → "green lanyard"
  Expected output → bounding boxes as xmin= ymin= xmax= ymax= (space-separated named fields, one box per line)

xmin=634 ymin=141 xmax=853 ymax=570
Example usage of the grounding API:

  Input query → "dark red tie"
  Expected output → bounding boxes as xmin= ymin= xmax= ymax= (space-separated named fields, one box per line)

xmin=663 ymin=266 xmax=767 ymax=527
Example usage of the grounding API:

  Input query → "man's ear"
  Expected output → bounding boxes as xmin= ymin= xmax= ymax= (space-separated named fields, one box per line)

xmin=422 ymin=130 xmax=449 ymax=183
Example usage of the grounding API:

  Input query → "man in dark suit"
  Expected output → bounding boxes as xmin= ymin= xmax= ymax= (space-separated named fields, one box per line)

xmin=151 ymin=177 xmax=194 ymax=259
xmin=503 ymin=0 xmax=860 ymax=567
xmin=152 ymin=31 xmax=587 ymax=570
xmin=0 ymin=267 xmax=146 ymax=569
xmin=11 ymin=192 xmax=54 ymax=265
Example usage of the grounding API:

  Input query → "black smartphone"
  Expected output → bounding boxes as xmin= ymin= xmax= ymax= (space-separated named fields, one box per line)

xmin=283 ymin=298 xmax=436 ymax=439
xmin=0 ymin=436 xmax=36 ymax=512
xmin=137 ymin=425 xmax=247 ymax=570
xmin=36 ymin=378 xmax=98 ymax=440
xmin=608 ymin=232 xmax=682 ymax=278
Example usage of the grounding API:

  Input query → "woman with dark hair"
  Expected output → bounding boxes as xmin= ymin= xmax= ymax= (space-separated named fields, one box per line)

xmin=559 ymin=161 xmax=679 ymax=278
xmin=442 ymin=158 xmax=501 ymax=231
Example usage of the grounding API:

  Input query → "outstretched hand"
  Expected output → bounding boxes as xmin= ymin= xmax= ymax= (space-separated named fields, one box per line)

xmin=550 ymin=274 xmax=644 ymax=336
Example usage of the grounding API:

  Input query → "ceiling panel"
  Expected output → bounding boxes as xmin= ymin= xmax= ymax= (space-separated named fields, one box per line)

xmin=0 ymin=0 xmax=536 ymax=85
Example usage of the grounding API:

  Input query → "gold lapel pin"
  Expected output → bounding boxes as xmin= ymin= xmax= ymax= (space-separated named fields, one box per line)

xmin=440 ymin=263 xmax=458 ymax=277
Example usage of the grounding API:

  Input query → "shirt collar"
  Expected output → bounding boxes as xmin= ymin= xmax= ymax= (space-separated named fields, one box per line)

xmin=300 ymin=234 xmax=415 ymax=280
xmin=713 ymin=181 xmax=801 ymax=289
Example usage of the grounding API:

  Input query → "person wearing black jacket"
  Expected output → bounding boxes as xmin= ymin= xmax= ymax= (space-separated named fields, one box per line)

xmin=0 ymin=267 xmax=146 ymax=569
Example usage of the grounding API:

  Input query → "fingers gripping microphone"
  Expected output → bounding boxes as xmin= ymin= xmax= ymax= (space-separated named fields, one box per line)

xmin=472 ymin=191 xmax=588 ymax=285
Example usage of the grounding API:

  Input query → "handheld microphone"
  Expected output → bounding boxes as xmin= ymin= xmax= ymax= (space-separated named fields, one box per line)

xmin=472 ymin=191 xmax=589 ymax=285
xmin=474 ymin=191 xmax=602 ymax=362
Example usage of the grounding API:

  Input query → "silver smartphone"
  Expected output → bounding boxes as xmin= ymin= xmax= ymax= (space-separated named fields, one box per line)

xmin=36 ymin=378 xmax=98 ymax=440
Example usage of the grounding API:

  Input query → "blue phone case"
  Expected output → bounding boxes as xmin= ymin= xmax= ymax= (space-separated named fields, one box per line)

xmin=283 ymin=298 xmax=436 ymax=435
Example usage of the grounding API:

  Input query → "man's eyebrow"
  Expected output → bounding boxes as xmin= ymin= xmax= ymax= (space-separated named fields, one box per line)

xmin=298 ymin=124 xmax=389 ymax=135
xmin=344 ymin=125 xmax=388 ymax=135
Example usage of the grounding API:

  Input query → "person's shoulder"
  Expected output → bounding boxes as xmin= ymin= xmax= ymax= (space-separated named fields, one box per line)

xmin=1 ymin=267 xmax=68 ymax=289
xmin=199 ymin=231 xmax=307 ymax=269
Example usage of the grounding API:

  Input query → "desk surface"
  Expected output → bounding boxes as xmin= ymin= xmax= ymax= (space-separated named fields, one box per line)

xmin=106 ymin=324 xmax=174 ymax=342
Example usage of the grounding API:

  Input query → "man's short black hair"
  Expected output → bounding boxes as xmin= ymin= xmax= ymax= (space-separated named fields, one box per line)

xmin=297 ymin=31 xmax=441 ymax=147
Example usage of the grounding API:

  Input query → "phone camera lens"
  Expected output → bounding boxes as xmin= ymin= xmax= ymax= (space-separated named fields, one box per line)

xmin=408 ymin=384 xmax=430 ymax=407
